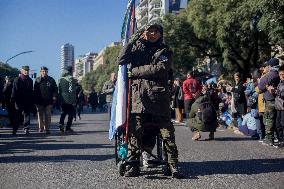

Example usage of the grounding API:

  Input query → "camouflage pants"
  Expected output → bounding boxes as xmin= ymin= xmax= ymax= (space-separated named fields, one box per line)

xmin=263 ymin=101 xmax=276 ymax=139
xmin=128 ymin=114 xmax=179 ymax=164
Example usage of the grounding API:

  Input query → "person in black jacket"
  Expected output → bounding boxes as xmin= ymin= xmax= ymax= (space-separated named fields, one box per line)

xmin=11 ymin=66 xmax=33 ymax=134
xmin=2 ymin=76 xmax=14 ymax=126
xmin=34 ymin=66 xmax=58 ymax=134
xmin=231 ymin=72 xmax=247 ymax=127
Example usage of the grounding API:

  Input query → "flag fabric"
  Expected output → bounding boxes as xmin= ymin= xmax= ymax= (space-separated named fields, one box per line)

xmin=109 ymin=0 xmax=136 ymax=140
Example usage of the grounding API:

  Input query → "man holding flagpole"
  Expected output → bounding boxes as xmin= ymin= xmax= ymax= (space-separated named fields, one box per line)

xmin=116 ymin=23 xmax=182 ymax=178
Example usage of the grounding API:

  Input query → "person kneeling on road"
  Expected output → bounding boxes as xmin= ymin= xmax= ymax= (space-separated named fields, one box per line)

xmin=188 ymin=89 xmax=217 ymax=141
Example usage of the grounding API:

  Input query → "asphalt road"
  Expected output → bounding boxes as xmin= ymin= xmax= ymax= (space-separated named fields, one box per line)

xmin=0 ymin=110 xmax=284 ymax=189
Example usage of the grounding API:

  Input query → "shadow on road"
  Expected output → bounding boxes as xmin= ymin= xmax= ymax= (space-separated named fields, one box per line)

xmin=180 ymin=158 xmax=284 ymax=178
xmin=0 ymin=154 xmax=114 ymax=163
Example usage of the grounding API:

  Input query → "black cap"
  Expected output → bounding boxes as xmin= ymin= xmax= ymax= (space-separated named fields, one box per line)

xmin=41 ymin=66 xmax=48 ymax=71
xmin=22 ymin=66 xmax=30 ymax=71
xmin=145 ymin=23 xmax=163 ymax=36
xmin=267 ymin=58 xmax=279 ymax=67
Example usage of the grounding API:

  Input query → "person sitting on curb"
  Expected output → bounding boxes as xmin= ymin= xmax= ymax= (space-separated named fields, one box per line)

xmin=188 ymin=88 xmax=217 ymax=141
xmin=235 ymin=107 xmax=260 ymax=139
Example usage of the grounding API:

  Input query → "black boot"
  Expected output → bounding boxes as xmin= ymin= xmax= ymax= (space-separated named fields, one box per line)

xmin=124 ymin=165 xmax=140 ymax=177
xmin=169 ymin=164 xmax=183 ymax=179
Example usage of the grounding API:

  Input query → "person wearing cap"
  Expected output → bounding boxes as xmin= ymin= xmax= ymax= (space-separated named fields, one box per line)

xmin=11 ymin=66 xmax=33 ymax=134
xmin=116 ymin=23 xmax=182 ymax=178
xmin=34 ymin=66 xmax=58 ymax=134
xmin=58 ymin=66 xmax=77 ymax=133
xmin=257 ymin=58 xmax=280 ymax=146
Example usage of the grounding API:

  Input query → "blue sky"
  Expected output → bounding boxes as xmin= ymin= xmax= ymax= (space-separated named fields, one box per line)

xmin=0 ymin=0 xmax=129 ymax=80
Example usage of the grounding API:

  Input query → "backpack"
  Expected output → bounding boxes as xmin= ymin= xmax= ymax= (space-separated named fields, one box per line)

xmin=178 ymin=86 xmax=184 ymax=100
xmin=188 ymin=82 xmax=197 ymax=94
xmin=198 ymin=101 xmax=217 ymax=124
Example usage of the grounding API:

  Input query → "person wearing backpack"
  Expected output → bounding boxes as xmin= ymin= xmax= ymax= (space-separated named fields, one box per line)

xmin=58 ymin=66 xmax=77 ymax=133
xmin=188 ymin=88 xmax=218 ymax=141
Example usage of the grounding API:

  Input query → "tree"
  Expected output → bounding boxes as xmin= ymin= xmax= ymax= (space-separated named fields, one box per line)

xmin=162 ymin=11 xmax=222 ymax=77
xmin=81 ymin=45 xmax=122 ymax=93
xmin=0 ymin=61 xmax=19 ymax=78
xmin=163 ymin=0 xmax=283 ymax=77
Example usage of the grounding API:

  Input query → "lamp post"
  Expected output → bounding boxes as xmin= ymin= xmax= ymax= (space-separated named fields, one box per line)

xmin=4 ymin=50 xmax=35 ymax=78
xmin=5 ymin=50 xmax=34 ymax=64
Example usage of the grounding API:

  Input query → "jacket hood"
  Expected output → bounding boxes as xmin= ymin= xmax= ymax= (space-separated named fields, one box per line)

xmin=61 ymin=70 xmax=72 ymax=77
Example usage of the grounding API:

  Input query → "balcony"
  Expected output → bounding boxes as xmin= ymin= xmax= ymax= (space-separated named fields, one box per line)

xmin=137 ymin=13 xmax=148 ymax=24
xmin=149 ymin=3 xmax=162 ymax=13
xmin=149 ymin=0 xmax=160 ymax=5
xmin=138 ymin=5 xmax=148 ymax=15
xmin=138 ymin=0 xmax=148 ymax=7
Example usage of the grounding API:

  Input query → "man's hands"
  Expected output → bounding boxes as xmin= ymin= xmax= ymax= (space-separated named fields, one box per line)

xmin=266 ymin=85 xmax=276 ymax=94
xmin=127 ymin=70 xmax=132 ymax=78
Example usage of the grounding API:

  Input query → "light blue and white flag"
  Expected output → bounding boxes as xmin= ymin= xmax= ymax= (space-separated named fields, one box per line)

xmin=109 ymin=0 xmax=136 ymax=140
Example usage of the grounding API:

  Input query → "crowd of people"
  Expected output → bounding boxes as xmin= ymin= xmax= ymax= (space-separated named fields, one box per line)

xmin=1 ymin=23 xmax=283 ymax=180
xmin=170 ymin=57 xmax=284 ymax=149
xmin=0 ymin=65 xmax=108 ymax=135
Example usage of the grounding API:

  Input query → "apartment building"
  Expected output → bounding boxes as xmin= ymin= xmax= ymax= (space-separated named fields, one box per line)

xmin=136 ymin=0 xmax=188 ymax=29
xmin=60 ymin=43 xmax=74 ymax=73
xmin=74 ymin=52 xmax=98 ymax=81
xmin=93 ymin=42 xmax=121 ymax=71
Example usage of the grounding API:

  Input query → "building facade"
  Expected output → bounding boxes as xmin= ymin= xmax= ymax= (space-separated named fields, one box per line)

xmin=92 ymin=42 xmax=121 ymax=72
xmin=60 ymin=43 xmax=74 ymax=73
xmin=74 ymin=52 xmax=98 ymax=81
xmin=136 ymin=0 xmax=188 ymax=29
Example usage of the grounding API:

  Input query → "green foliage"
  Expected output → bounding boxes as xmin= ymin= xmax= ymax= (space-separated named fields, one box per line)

xmin=81 ymin=45 xmax=122 ymax=93
xmin=162 ymin=0 xmax=284 ymax=78
xmin=0 ymin=61 xmax=19 ymax=79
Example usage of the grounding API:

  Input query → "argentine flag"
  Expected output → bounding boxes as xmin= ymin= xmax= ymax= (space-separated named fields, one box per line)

xmin=109 ymin=0 xmax=136 ymax=140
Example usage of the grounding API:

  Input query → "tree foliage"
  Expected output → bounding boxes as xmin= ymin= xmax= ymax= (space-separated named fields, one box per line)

xmin=0 ymin=61 xmax=19 ymax=78
xmin=162 ymin=0 xmax=284 ymax=77
xmin=81 ymin=45 xmax=122 ymax=93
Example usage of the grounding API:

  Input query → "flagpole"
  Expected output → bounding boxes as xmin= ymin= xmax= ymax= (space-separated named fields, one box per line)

xmin=125 ymin=0 xmax=135 ymax=144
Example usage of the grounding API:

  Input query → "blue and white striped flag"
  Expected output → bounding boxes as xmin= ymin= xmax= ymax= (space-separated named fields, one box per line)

xmin=109 ymin=0 xmax=136 ymax=140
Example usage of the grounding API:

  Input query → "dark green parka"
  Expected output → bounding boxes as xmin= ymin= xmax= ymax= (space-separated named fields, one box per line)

xmin=58 ymin=70 xmax=77 ymax=105
xmin=117 ymin=36 xmax=173 ymax=117
xmin=189 ymin=95 xmax=217 ymax=132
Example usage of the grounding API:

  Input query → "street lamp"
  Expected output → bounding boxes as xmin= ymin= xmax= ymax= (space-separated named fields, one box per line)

xmin=4 ymin=50 xmax=35 ymax=78
xmin=5 ymin=50 xmax=34 ymax=64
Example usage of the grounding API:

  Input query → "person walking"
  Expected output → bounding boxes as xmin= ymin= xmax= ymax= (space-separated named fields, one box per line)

xmin=11 ymin=66 xmax=33 ymax=134
xmin=74 ymin=82 xmax=84 ymax=120
xmin=89 ymin=88 xmax=98 ymax=112
xmin=102 ymin=72 xmax=116 ymax=118
xmin=58 ymin=66 xmax=77 ymax=133
xmin=117 ymin=23 xmax=182 ymax=178
xmin=34 ymin=66 xmax=58 ymax=134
